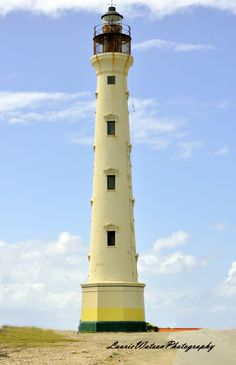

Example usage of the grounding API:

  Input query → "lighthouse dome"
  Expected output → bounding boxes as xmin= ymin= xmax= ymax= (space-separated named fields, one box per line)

xmin=101 ymin=6 xmax=123 ymax=24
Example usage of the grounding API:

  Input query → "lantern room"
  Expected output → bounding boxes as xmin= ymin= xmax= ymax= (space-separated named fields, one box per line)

xmin=93 ymin=6 xmax=131 ymax=55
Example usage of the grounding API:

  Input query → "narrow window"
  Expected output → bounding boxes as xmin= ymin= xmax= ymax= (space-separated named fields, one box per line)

xmin=107 ymin=76 xmax=115 ymax=85
xmin=107 ymin=231 xmax=115 ymax=246
xmin=107 ymin=175 xmax=115 ymax=190
xmin=107 ymin=120 xmax=115 ymax=135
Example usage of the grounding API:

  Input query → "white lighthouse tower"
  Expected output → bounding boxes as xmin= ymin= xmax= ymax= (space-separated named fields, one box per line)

xmin=79 ymin=6 xmax=146 ymax=332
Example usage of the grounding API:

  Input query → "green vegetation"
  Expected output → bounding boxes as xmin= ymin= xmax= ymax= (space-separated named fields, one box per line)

xmin=146 ymin=322 xmax=159 ymax=332
xmin=0 ymin=326 xmax=78 ymax=348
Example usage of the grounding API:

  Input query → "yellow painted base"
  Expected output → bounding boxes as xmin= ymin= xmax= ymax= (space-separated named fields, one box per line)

xmin=82 ymin=307 xmax=144 ymax=321
xmin=81 ymin=282 xmax=145 ymax=322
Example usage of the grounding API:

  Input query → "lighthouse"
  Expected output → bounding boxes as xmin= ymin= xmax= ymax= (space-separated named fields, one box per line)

xmin=79 ymin=6 xmax=146 ymax=332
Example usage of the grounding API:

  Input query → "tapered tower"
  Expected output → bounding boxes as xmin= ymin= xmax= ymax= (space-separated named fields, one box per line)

xmin=79 ymin=6 xmax=146 ymax=332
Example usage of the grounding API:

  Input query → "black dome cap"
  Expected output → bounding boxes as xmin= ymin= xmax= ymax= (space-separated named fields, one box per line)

xmin=101 ymin=6 xmax=123 ymax=19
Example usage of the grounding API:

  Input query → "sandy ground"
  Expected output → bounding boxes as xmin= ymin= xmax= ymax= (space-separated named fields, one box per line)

xmin=0 ymin=329 xmax=236 ymax=365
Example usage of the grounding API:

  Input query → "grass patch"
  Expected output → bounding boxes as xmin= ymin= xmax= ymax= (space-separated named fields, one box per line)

xmin=0 ymin=326 xmax=78 ymax=348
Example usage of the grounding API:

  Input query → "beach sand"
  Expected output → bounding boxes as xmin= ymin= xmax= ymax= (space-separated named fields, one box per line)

xmin=0 ymin=328 xmax=235 ymax=364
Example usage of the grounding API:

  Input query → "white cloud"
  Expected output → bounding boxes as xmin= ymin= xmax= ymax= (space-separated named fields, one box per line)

xmin=130 ymin=97 xmax=186 ymax=150
xmin=153 ymin=230 xmax=189 ymax=251
xmin=131 ymin=97 xmax=229 ymax=157
xmin=0 ymin=92 xmax=213 ymax=160
xmin=200 ymin=100 xmax=232 ymax=110
xmin=133 ymin=38 xmax=216 ymax=52
xmin=228 ymin=261 xmax=236 ymax=281
xmin=144 ymin=289 xmax=203 ymax=327
xmin=0 ymin=91 xmax=95 ymax=125
xmin=0 ymin=91 xmax=187 ymax=151
xmin=158 ymin=252 xmax=198 ymax=274
xmin=1 ymin=231 xmax=235 ymax=329
xmin=71 ymin=135 xmax=94 ymax=146
xmin=0 ymin=73 xmax=17 ymax=81
xmin=0 ymin=92 xmax=74 ymax=112
xmin=142 ymin=258 xmax=236 ymax=328
xmin=1 ymin=230 xmax=198 ymax=328
xmin=0 ymin=0 xmax=236 ymax=17
xmin=0 ymin=232 xmax=88 ymax=329
xmin=144 ymin=284 xmax=236 ymax=328
xmin=139 ymin=230 xmax=198 ymax=274
xmin=214 ymin=145 xmax=229 ymax=156
xmin=210 ymin=222 xmax=227 ymax=231
xmin=217 ymin=261 xmax=236 ymax=297
xmin=176 ymin=140 xmax=204 ymax=159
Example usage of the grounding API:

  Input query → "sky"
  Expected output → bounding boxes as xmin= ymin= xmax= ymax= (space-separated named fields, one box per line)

xmin=0 ymin=0 xmax=235 ymax=330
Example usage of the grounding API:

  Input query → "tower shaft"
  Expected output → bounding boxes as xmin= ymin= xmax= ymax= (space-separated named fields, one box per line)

xmin=89 ymin=53 xmax=137 ymax=283
xmin=79 ymin=7 xmax=146 ymax=333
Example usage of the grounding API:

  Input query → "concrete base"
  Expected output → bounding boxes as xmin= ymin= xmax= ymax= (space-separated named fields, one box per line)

xmin=79 ymin=321 xmax=147 ymax=332
xmin=80 ymin=282 xmax=145 ymax=323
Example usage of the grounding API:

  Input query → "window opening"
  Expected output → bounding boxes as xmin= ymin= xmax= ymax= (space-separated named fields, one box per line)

xmin=107 ymin=120 xmax=115 ymax=135
xmin=107 ymin=175 xmax=116 ymax=190
xmin=107 ymin=76 xmax=116 ymax=84
xmin=107 ymin=231 xmax=115 ymax=246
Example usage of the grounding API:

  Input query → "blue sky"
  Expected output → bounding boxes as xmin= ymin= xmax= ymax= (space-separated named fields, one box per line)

xmin=0 ymin=0 xmax=235 ymax=330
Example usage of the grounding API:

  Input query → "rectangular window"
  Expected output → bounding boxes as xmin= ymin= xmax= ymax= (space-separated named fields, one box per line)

xmin=107 ymin=120 xmax=115 ymax=135
xmin=107 ymin=231 xmax=115 ymax=246
xmin=107 ymin=76 xmax=116 ymax=85
xmin=107 ymin=175 xmax=116 ymax=190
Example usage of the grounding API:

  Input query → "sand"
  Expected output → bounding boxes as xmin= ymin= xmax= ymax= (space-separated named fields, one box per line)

xmin=0 ymin=329 xmax=236 ymax=364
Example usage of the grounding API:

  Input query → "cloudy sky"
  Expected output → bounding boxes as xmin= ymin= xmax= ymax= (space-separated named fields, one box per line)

xmin=0 ymin=0 xmax=235 ymax=330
